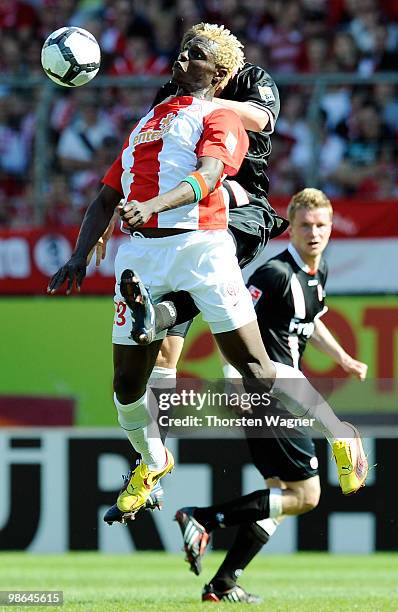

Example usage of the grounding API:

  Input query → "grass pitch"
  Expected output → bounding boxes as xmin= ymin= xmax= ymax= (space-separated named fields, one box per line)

xmin=0 ymin=552 xmax=397 ymax=611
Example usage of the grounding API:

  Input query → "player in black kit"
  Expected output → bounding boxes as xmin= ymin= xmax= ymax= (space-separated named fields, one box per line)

xmin=92 ymin=21 xmax=287 ymax=376
xmin=175 ymin=188 xmax=367 ymax=603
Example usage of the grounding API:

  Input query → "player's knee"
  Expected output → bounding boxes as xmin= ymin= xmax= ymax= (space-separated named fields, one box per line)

xmin=296 ymin=483 xmax=321 ymax=514
xmin=300 ymin=495 xmax=319 ymax=514
xmin=113 ymin=368 xmax=146 ymax=404
xmin=155 ymin=352 xmax=177 ymax=370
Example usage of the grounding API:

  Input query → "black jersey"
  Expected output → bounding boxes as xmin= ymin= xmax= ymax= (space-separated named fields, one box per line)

xmin=221 ymin=63 xmax=280 ymax=200
xmin=247 ymin=244 xmax=328 ymax=368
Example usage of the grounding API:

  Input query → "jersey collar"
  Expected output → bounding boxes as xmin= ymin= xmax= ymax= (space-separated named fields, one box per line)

xmin=288 ymin=243 xmax=317 ymax=275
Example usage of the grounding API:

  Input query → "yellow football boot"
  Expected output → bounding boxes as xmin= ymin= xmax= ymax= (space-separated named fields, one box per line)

xmin=117 ymin=448 xmax=174 ymax=513
xmin=332 ymin=423 xmax=368 ymax=495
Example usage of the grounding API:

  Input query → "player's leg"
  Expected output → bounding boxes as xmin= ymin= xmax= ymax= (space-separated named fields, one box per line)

xmin=175 ymin=483 xmax=301 ymax=576
xmin=112 ymin=326 xmax=192 ymax=524
xmin=204 ymin=475 xmax=320 ymax=600
xmin=112 ymin=342 xmax=174 ymax=514
xmin=181 ymin=434 xmax=320 ymax=588
xmin=204 ymin=428 xmax=321 ymax=590
xmin=175 ymin=435 xmax=319 ymax=570
xmin=156 ymin=333 xmax=185 ymax=370
xmin=215 ymin=326 xmax=367 ymax=494
xmin=149 ymin=330 xmax=189 ymax=443
xmin=110 ymin=238 xmax=180 ymax=517
xmin=105 ymin=337 xmax=181 ymax=525
xmin=209 ymin=439 xmax=320 ymax=589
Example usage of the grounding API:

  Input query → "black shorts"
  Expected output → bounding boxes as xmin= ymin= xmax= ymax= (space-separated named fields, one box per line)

xmin=247 ymin=434 xmax=319 ymax=482
xmin=246 ymin=401 xmax=319 ymax=482
xmin=166 ymin=320 xmax=193 ymax=338
xmin=227 ymin=186 xmax=288 ymax=269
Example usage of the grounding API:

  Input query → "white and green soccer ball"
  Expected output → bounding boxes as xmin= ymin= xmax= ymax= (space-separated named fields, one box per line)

xmin=41 ymin=26 xmax=101 ymax=87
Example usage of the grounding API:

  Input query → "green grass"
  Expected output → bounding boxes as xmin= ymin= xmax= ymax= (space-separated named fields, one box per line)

xmin=0 ymin=553 xmax=397 ymax=611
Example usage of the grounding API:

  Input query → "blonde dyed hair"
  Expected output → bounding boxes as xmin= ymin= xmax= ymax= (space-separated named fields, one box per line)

xmin=287 ymin=188 xmax=333 ymax=224
xmin=181 ymin=22 xmax=245 ymax=89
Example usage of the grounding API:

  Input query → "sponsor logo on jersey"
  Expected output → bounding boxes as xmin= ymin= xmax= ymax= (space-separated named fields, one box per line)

xmin=257 ymin=85 xmax=275 ymax=103
xmin=133 ymin=112 xmax=175 ymax=147
xmin=248 ymin=284 xmax=263 ymax=305
xmin=317 ymin=283 xmax=324 ymax=301
xmin=224 ymin=281 xmax=241 ymax=298
xmin=288 ymin=317 xmax=315 ymax=338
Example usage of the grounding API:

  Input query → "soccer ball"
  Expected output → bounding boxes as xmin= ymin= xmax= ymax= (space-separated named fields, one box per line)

xmin=41 ymin=27 xmax=101 ymax=87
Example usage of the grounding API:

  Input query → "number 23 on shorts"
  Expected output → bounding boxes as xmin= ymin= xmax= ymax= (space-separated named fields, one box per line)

xmin=114 ymin=300 xmax=127 ymax=326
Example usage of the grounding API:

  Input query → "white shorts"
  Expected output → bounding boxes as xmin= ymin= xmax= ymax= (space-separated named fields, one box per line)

xmin=112 ymin=230 xmax=256 ymax=345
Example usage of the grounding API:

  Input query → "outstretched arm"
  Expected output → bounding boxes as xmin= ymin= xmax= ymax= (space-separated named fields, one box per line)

xmin=211 ymin=98 xmax=271 ymax=132
xmin=47 ymin=185 xmax=121 ymax=294
xmin=120 ymin=156 xmax=224 ymax=228
xmin=310 ymin=318 xmax=368 ymax=380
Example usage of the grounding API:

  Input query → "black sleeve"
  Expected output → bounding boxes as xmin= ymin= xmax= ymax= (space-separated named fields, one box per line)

xmin=222 ymin=64 xmax=280 ymax=129
xmin=247 ymin=260 xmax=289 ymax=312
xmin=151 ymin=81 xmax=178 ymax=109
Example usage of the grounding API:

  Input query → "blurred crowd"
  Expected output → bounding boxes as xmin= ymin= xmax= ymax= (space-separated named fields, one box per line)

xmin=1 ymin=0 xmax=398 ymax=228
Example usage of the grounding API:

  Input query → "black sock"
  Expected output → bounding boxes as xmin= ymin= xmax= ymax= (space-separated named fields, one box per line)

xmin=212 ymin=522 xmax=270 ymax=591
xmin=193 ymin=490 xmax=270 ymax=532
xmin=154 ymin=302 xmax=177 ymax=334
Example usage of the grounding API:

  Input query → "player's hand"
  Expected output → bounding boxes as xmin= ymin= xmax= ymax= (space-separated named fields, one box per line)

xmin=118 ymin=200 xmax=155 ymax=228
xmin=47 ymin=255 xmax=87 ymax=295
xmin=340 ymin=355 xmax=368 ymax=381
xmin=86 ymin=214 xmax=117 ymax=266
xmin=87 ymin=236 xmax=105 ymax=267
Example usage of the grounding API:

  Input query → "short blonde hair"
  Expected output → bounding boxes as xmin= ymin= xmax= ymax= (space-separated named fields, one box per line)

xmin=181 ymin=22 xmax=245 ymax=89
xmin=287 ymin=188 xmax=333 ymax=224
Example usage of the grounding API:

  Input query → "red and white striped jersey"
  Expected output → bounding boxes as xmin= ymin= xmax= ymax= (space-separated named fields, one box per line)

xmin=102 ymin=95 xmax=249 ymax=230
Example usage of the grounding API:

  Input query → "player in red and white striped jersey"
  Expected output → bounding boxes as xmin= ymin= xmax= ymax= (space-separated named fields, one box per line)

xmin=102 ymin=93 xmax=247 ymax=231
xmin=48 ymin=24 xmax=262 ymax=515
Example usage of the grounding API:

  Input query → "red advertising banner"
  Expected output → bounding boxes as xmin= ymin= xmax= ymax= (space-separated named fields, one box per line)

xmin=1 ymin=198 xmax=397 ymax=295
xmin=270 ymin=197 xmax=398 ymax=239
xmin=0 ymin=226 xmax=125 ymax=295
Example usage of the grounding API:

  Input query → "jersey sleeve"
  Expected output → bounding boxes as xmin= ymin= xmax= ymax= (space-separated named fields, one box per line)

xmin=224 ymin=64 xmax=280 ymax=134
xmin=247 ymin=260 xmax=289 ymax=311
xmin=196 ymin=109 xmax=249 ymax=176
xmin=102 ymin=153 xmax=123 ymax=195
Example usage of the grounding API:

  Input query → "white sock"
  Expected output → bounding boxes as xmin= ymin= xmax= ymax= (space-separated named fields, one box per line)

xmin=149 ymin=366 xmax=177 ymax=386
xmin=268 ymin=487 xmax=283 ymax=518
xmin=114 ymin=392 xmax=166 ymax=470
xmin=271 ymin=361 xmax=352 ymax=444
xmin=222 ymin=363 xmax=241 ymax=379
xmin=256 ymin=517 xmax=279 ymax=537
